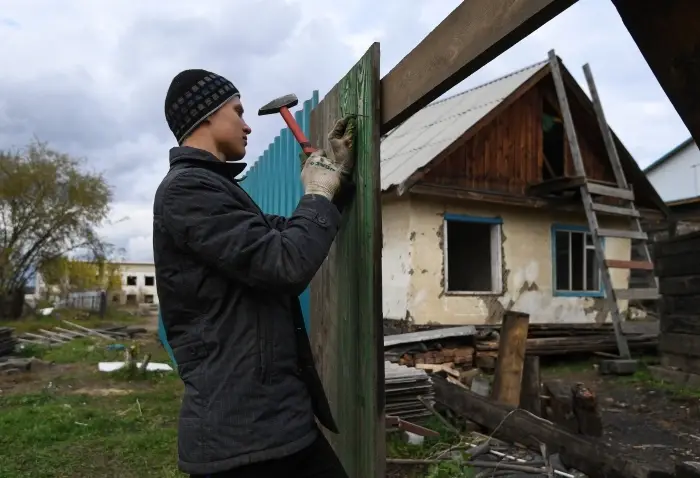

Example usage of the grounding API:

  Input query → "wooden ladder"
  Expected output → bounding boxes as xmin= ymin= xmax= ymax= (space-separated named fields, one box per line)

xmin=547 ymin=50 xmax=659 ymax=360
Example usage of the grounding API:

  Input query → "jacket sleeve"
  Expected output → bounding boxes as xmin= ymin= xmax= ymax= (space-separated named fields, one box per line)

xmin=161 ymin=170 xmax=341 ymax=296
xmin=264 ymin=214 xmax=289 ymax=231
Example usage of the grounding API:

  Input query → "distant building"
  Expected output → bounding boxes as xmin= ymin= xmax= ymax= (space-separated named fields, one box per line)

xmin=110 ymin=262 xmax=159 ymax=306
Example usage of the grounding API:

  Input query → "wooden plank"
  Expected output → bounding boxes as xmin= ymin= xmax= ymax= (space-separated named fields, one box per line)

xmin=659 ymin=275 xmax=700 ymax=296
xmin=308 ymin=43 xmax=384 ymax=478
xmin=597 ymin=228 xmax=647 ymax=240
xmin=611 ymin=0 xmax=700 ymax=146
xmin=432 ymin=376 xmax=670 ymax=478
xmin=605 ymin=259 xmax=653 ymax=270
xmin=655 ymin=252 xmax=700 ymax=277
xmin=591 ymin=202 xmax=640 ymax=218
xmin=491 ymin=311 xmax=529 ymax=406
xmin=526 ymin=176 xmax=586 ymax=196
xmin=660 ymin=295 xmax=700 ymax=316
xmin=587 ymin=182 xmax=635 ymax=200
xmin=654 ymin=231 xmax=700 ymax=258
xmin=379 ymin=0 xmax=578 ymax=133
xmin=659 ymin=333 xmax=700 ymax=358
xmin=614 ymin=288 xmax=659 ymax=300
xmin=519 ymin=355 xmax=541 ymax=416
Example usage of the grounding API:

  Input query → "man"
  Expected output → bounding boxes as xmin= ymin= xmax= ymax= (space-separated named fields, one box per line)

xmin=153 ymin=68 xmax=355 ymax=478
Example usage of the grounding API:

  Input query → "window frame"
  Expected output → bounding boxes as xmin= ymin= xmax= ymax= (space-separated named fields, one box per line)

xmin=551 ymin=224 xmax=604 ymax=298
xmin=443 ymin=213 xmax=504 ymax=296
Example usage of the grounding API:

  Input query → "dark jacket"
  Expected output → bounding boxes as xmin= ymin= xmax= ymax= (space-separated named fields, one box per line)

xmin=153 ymin=146 xmax=340 ymax=475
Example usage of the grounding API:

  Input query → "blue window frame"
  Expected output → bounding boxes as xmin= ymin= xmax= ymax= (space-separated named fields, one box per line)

xmin=551 ymin=224 xmax=604 ymax=297
xmin=443 ymin=213 xmax=503 ymax=295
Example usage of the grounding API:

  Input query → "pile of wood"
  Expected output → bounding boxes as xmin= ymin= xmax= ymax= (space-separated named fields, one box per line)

xmin=0 ymin=327 xmax=17 ymax=357
xmin=384 ymin=361 xmax=434 ymax=421
xmin=475 ymin=322 xmax=658 ymax=367
xmin=16 ymin=320 xmax=148 ymax=347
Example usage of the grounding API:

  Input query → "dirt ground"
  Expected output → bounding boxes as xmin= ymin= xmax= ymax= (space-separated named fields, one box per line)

xmin=544 ymin=361 xmax=700 ymax=473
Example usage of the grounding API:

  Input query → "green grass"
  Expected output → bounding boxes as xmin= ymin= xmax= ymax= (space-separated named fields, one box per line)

xmin=0 ymin=375 xmax=185 ymax=478
xmin=3 ymin=307 xmax=143 ymax=335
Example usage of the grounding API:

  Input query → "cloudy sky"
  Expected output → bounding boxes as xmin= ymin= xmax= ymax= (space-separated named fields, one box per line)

xmin=0 ymin=0 xmax=691 ymax=262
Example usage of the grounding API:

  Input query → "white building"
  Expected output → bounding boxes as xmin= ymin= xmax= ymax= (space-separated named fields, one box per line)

xmin=645 ymin=138 xmax=700 ymax=203
xmin=113 ymin=262 xmax=159 ymax=306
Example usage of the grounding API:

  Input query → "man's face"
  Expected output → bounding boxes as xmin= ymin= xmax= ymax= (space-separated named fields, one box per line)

xmin=209 ymin=96 xmax=252 ymax=161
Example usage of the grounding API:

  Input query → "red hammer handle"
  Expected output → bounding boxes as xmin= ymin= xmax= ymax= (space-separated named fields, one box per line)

xmin=279 ymin=107 xmax=317 ymax=155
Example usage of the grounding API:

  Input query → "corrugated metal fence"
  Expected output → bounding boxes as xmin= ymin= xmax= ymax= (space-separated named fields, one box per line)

xmin=240 ymin=90 xmax=320 ymax=330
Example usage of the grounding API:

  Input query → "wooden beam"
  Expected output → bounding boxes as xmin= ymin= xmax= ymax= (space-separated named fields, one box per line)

xmin=491 ymin=311 xmax=530 ymax=406
xmin=611 ymin=0 xmax=700 ymax=145
xmin=433 ymin=376 xmax=672 ymax=478
xmin=309 ymin=43 xmax=385 ymax=478
xmin=380 ymin=0 xmax=578 ymax=133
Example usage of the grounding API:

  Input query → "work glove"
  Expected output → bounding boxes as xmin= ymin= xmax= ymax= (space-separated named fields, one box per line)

xmin=300 ymin=115 xmax=356 ymax=200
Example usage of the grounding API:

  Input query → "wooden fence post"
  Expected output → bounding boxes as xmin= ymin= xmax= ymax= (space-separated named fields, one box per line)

xmin=491 ymin=311 xmax=530 ymax=406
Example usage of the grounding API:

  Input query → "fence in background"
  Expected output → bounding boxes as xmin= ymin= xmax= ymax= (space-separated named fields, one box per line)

xmin=240 ymin=90 xmax=320 ymax=331
xmin=64 ymin=291 xmax=106 ymax=317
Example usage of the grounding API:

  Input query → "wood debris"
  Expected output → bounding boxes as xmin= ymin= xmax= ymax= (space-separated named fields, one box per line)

xmin=15 ymin=322 xmax=147 ymax=347
xmin=0 ymin=327 xmax=17 ymax=357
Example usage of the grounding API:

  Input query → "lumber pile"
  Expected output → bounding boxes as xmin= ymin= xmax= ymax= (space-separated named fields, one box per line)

xmin=384 ymin=361 xmax=434 ymax=421
xmin=0 ymin=327 xmax=17 ymax=357
xmin=475 ymin=322 xmax=658 ymax=367
xmin=432 ymin=376 xmax=673 ymax=478
xmin=16 ymin=321 xmax=148 ymax=347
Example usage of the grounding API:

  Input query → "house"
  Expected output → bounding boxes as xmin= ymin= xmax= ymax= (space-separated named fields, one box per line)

xmin=644 ymin=138 xmax=700 ymax=233
xmin=110 ymin=262 xmax=159 ymax=306
xmin=380 ymin=56 xmax=667 ymax=326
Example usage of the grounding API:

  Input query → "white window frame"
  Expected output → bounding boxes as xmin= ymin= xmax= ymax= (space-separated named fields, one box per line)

xmin=552 ymin=225 xmax=604 ymax=297
xmin=443 ymin=214 xmax=503 ymax=295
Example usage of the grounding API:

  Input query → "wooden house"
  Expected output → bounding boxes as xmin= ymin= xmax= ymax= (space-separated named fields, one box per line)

xmin=380 ymin=55 xmax=667 ymax=326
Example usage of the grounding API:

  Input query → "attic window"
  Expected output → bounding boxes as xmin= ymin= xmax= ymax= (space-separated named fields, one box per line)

xmin=542 ymin=100 xmax=565 ymax=180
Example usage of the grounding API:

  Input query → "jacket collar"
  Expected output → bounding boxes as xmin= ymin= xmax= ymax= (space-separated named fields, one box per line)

xmin=169 ymin=146 xmax=246 ymax=178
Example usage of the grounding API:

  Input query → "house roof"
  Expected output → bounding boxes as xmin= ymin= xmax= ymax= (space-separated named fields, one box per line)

xmin=380 ymin=60 xmax=549 ymax=191
xmin=643 ymin=137 xmax=695 ymax=175
xmin=379 ymin=54 xmax=669 ymax=215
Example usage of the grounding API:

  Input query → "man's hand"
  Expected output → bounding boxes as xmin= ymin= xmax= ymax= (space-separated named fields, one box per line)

xmin=300 ymin=115 xmax=357 ymax=200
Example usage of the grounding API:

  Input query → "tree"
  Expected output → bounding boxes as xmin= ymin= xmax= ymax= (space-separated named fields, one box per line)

xmin=38 ymin=252 xmax=124 ymax=299
xmin=0 ymin=140 xmax=113 ymax=318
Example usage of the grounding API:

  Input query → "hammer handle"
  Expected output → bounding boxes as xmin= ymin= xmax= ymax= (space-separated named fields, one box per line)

xmin=279 ymin=107 xmax=316 ymax=155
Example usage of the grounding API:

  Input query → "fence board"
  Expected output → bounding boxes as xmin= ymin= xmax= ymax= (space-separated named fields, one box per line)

xmin=308 ymin=43 xmax=384 ymax=478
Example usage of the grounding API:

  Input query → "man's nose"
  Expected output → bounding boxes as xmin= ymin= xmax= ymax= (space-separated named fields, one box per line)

xmin=243 ymin=123 xmax=252 ymax=134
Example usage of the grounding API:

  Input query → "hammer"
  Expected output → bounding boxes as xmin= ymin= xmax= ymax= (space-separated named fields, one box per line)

xmin=258 ymin=93 xmax=316 ymax=156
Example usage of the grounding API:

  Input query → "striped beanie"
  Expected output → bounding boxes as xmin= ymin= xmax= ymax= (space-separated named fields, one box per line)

xmin=164 ymin=69 xmax=240 ymax=144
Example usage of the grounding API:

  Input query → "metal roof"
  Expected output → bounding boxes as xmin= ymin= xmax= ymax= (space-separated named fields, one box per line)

xmin=380 ymin=60 xmax=549 ymax=192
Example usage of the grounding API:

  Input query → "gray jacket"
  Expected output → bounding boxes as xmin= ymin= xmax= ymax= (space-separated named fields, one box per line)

xmin=153 ymin=147 xmax=339 ymax=475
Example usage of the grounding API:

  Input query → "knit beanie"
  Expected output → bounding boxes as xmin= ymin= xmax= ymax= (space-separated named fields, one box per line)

xmin=164 ymin=69 xmax=240 ymax=144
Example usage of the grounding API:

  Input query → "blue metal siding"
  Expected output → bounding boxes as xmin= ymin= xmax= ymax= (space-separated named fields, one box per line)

xmin=240 ymin=91 xmax=320 ymax=330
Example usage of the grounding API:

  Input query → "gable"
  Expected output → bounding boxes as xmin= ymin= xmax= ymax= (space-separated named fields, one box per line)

xmin=384 ymin=56 xmax=668 ymax=215
xmin=645 ymin=139 xmax=700 ymax=203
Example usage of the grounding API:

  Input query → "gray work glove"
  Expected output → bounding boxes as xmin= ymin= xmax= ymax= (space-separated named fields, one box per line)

xmin=300 ymin=115 xmax=356 ymax=200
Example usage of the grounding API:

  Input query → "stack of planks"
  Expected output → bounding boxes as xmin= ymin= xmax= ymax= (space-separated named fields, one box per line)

xmin=475 ymin=322 xmax=658 ymax=368
xmin=384 ymin=361 xmax=434 ymax=421
xmin=653 ymin=231 xmax=700 ymax=385
xmin=0 ymin=327 xmax=17 ymax=357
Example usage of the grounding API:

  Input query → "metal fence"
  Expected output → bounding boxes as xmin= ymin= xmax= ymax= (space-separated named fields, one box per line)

xmin=240 ymin=90 xmax=319 ymax=330
xmin=65 ymin=290 xmax=106 ymax=316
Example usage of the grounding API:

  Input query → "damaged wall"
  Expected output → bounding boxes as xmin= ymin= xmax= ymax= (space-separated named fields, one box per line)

xmin=382 ymin=194 xmax=632 ymax=325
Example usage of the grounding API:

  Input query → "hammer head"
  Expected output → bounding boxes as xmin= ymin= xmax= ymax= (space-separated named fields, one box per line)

xmin=258 ymin=93 xmax=299 ymax=116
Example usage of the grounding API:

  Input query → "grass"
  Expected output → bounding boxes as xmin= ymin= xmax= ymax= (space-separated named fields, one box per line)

xmin=0 ymin=309 xmax=187 ymax=478
xmin=3 ymin=307 xmax=142 ymax=335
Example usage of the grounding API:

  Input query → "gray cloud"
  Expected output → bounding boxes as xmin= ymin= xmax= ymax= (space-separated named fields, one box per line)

xmin=0 ymin=0 xmax=690 ymax=261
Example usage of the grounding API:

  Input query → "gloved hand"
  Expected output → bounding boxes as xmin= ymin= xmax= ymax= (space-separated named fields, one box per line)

xmin=300 ymin=115 xmax=356 ymax=200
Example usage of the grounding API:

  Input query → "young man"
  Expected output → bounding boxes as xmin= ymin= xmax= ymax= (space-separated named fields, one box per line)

xmin=153 ymin=69 xmax=355 ymax=478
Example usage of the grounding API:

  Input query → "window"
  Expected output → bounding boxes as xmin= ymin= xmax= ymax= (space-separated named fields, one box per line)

xmin=144 ymin=276 xmax=155 ymax=286
xmin=126 ymin=276 xmax=137 ymax=286
xmin=552 ymin=225 xmax=603 ymax=296
xmin=144 ymin=294 xmax=154 ymax=304
xmin=444 ymin=214 xmax=503 ymax=294
xmin=541 ymin=101 xmax=565 ymax=181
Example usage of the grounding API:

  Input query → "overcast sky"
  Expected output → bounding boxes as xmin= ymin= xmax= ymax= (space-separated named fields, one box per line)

xmin=0 ymin=0 xmax=691 ymax=262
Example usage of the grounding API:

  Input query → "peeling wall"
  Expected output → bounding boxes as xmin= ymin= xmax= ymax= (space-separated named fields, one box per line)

xmin=381 ymin=194 xmax=632 ymax=325
xmin=381 ymin=195 xmax=413 ymax=321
